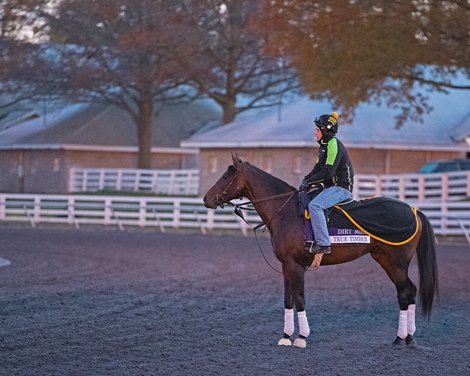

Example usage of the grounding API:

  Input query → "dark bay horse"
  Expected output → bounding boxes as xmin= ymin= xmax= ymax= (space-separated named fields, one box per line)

xmin=203 ymin=154 xmax=438 ymax=349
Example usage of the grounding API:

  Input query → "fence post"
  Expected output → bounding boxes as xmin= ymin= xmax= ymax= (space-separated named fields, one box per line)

xmin=151 ymin=171 xmax=158 ymax=193
xmin=134 ymin=171 xmax=140 ymax=191
xmin=206 ymin=209 xmax=215 ymax=230
xmin=104 ymin=198 xmax=112 ymax=225
xmin=441 ymin=200 xmax=448 ymax=235
xmin=68 ymin=167 xmax=75 ymax=192
xmin=67 ymin=197 xmax=79 ymax=229
xmin=34 ymin=196 xmax=41 ymax=224
xmin=116 ymin=169 xmax=123 ymax=191
xmin=187 ymin=171 xmax=194 ymax=195
xmin=398 ymin=175 xmax=405 ymax=201
xmin=82 ymin=170 xmax=88 ymax=192
xmin=98 ymin=169 xmax=105 ymax=191
xmin=466 ymin=171 xmax=470 ymax=198
xmin=139 ymin=199 xmax=146 ymax=227
xmin=193 ymin=209 xmax=207 ymax=234
xmin=418 ymin=175 xmax=425 ymax=202
xmin=173 ymin=199 xmax=180 ymax=229
xmin=151 ymin=209 xmax=165 ymax=232
xmin=375 ymin=175 xmax=381 ymax=196
xmin=0 ymin=195 xmax=4 ymax=220
xmin=441 ymin=174 xmax=449 ymax=201
xmin=169 ymin=171 xmax=175 ymax=195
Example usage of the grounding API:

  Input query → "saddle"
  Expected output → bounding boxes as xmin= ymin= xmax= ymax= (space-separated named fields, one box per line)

xmin=300 ymin=194 xmax=419 ymax=245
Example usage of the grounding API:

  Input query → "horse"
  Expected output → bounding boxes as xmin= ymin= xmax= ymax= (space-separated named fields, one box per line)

xmin=203 ymin=153 xmax=439 ymax=349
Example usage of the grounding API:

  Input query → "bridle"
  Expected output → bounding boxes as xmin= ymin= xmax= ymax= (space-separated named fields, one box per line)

xmin=213 ymin=161 xmax=310 ymax=274
xmin=213 ymin=161 xmax=299 ymax=274
xmin=213 ymin=162 xmax=248 ymax=208
xmin=214 ymin=161 xmax=297 ymax=229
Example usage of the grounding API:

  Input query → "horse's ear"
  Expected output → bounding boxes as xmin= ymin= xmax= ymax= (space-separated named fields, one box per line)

xmin=231 ymin=152 xmax=243 ymax=168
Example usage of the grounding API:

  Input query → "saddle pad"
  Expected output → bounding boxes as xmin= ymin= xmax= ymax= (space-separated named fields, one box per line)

xmin=330 ymin=196 xmax=418 ymax=245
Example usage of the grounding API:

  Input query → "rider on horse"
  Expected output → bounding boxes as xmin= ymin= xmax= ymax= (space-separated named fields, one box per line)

xmin=300 ymin=111 xmax=355 ymax=254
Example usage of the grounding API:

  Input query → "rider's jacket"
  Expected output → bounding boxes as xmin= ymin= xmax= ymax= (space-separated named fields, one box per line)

xmin=303 ymin=137 xmax=354 ymax=192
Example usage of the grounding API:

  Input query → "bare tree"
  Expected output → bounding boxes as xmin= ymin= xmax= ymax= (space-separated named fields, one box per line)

xmin=0 ymin=0 xmax=47 ymax=39
xmin=0 ymin=0 xmax=48 ymax=108
xmin=182 ymin=0 xmax=300 ymax=124
xmin=35 ymin=0 xmax=197 ymax=168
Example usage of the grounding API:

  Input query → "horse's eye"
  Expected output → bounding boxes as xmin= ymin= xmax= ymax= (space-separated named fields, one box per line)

xmin=223 ymin=166 xmax=236 ymax=179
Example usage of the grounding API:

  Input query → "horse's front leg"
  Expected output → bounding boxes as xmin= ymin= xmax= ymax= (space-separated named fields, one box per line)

xmin=278 ymin=262 xmax=310 ymax=348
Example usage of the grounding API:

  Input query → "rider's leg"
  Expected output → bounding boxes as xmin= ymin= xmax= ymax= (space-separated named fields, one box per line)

xmin=308 ymin=186 xmax=352 ymax=247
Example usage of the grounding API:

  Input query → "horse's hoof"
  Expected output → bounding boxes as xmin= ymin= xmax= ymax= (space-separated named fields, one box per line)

xmin=293 ymin=338 xmax=307 ymax=349
xmin=391 ymin=336 xmax=405 ymax=349
xmin=278 ymin=338 xmax=292 ymax=346
xmin=405 ymin=334 xmax=418 ymax=348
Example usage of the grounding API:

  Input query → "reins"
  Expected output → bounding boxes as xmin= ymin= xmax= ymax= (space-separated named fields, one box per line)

xmin=225 ymin=190 xmax=297 ymax=275
xmin=216 ymin=161 xmax=308 ymax=274
xmin=233 ymin=190 xmax=297 ymax=229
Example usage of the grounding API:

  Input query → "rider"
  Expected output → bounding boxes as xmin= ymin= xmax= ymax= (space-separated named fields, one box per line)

xmin=300 ymin=111 xmax=354 ymax=254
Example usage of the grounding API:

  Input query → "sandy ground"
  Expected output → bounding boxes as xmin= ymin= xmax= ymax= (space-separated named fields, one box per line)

xmin=0 ymin=226 xmax=469 ymax=376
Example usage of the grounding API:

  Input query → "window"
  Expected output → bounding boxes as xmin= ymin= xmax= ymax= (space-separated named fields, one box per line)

xmin=262 ymin=156 xmax=272 ymax=173
xmin=9 ymin=157 xmax=17 ymax=172
xmin=29 ymin=157 xmax=37 ymax=173
xmin=208 ymin=156 xmax=217 ymax=173
xmin=53 ymin=158 xmax=60 ymax=172
xmin=292 ymin=156 xmax=302 ymax=174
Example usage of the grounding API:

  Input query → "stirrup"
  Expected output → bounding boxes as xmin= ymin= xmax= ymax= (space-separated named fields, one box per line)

xmin=304 ymin=240 xmax=316 ymax=252
xmin=307 ymin=242 xmax=331 ymax=254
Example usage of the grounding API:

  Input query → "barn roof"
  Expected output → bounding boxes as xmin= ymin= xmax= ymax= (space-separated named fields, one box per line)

xmin=0 ymin=99 xmax=221 ymax=150
xmin=181 ymin=89 xmax=470 ymax=151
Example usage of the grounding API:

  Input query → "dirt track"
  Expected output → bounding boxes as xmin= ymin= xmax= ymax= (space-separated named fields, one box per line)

xmin=0 ymin=227 xmax=469 ymax=376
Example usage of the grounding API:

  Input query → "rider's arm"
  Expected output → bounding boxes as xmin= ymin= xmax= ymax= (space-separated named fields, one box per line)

xmin=303 ymin=138 xmax=342 ymax=184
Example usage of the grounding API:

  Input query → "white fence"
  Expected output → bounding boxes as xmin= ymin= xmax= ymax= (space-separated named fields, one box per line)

xmin=354 ymin=171 xmax=470 ymax=202
xmin=1 ymin=194 xmax=469 ymax=239
xmin=69 ymin=168 xmax=470 ymax=202
xmin=0 ymin=194 xmax=255 ymax=235
xmin=69 ymin=168 xmax=199 ymax=195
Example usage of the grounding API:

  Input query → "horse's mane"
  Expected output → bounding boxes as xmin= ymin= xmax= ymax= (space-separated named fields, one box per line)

xmin=246 ymin=163 xmax=296 ymax=192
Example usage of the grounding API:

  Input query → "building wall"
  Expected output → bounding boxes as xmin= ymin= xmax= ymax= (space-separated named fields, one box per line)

xmin=64 ymin=150 xmax=197 ymax=170
xmin=198 ymin=147 xmax=467 ymax=195
xmin=0 ymin=149 xmax=198 ymax=193
xmin=0 ymin=150 xmax=67 ymax=193
xmin=0 ymin=147 xmax=464 ymax=194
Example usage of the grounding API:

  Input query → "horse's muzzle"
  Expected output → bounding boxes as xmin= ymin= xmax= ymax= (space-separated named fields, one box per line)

xmin=203 ymin=195 xmax=218 ymax=209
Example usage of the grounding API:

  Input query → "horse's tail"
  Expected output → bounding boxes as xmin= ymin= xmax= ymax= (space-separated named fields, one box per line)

xmin=416 ymin=210 xmax=439 ymax=318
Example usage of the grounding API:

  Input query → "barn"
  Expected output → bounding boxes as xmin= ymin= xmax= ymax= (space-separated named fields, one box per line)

xmin=181 ymin=92 xmax=470 ymax=195
xmin=0 ymin=99 xmax=221 ymax=193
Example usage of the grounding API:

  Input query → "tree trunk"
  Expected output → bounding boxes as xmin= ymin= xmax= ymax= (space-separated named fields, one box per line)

xmin=222 ymin=98 xmax=237 ymax=124
xmin=136 ymin=98 xmax=154 ymax=169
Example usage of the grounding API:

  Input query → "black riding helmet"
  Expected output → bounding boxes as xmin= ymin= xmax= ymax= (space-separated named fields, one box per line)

xmin=314 ymin=111 xmax=339 ymax=141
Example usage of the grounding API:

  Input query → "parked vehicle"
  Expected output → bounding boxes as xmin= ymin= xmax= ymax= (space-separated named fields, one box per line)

xmin=418 ymin=159 xmax=470 ymax=173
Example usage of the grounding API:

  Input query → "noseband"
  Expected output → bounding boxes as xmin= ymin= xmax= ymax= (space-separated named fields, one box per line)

xmin=214 ymin=162 xmax=248 ymax=207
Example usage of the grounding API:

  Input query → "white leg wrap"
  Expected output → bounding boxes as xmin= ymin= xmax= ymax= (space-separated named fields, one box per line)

xmin=297 ymin=310 xmax=310 ymax=338
xmin=283 ymin=308 xmax=295 ymax=337
xmin=397 ymin=310 xmax=408 ymax=339
xmin=407 ymin=304 xmax=416 ymax=336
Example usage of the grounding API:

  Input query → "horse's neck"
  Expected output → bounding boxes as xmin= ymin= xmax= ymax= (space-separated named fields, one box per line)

xmin=244 ymin=166 xmax=291 ymax=201
xmin=243 ymin=166 xmax=295 ymax=226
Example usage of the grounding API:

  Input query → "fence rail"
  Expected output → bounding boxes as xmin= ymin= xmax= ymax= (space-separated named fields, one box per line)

xmin=69 ymin=168 xmax=199 ymax=195
xmin=1 ymin=194 xmax=469 ymax=239
xmin=70 ymin=168 xmax=470 ymax=202
xmin=354 ymin=171 xmax=470 ymax=202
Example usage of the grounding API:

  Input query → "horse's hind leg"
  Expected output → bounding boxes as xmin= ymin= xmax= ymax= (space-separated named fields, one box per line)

xmin=393 ymin=277 xmax=418 ymax=348
xmin=370 ymin=248 xmax=417 ymax=347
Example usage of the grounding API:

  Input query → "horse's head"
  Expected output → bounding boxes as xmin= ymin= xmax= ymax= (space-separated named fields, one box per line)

xmin=203 ymin=153 xmax=248 ymax=209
